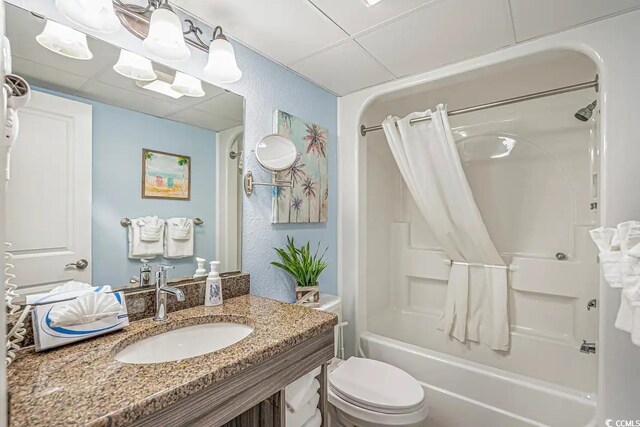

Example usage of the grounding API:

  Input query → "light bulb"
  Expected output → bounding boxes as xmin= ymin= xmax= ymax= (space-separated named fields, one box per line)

xmin=113 ymin=49 xmax=157 ymax=81
xmin=143 ymin=6 xmax=190 ymax=62
xmin=36 ymin=20 xmax=93 ymax=60
xmin=171 ymin=72 xmax=205 ymax=97
xmin=204 ymin=29 xmax=242 ymax=84
xmin=55 ymin=0 xmax=120 ymax=34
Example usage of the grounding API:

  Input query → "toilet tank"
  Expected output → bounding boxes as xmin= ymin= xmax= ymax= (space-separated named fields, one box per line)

xmin=314 ymin=294 xmax=342 ymax=357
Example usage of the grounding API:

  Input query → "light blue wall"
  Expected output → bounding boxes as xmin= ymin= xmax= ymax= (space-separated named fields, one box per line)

xmin=230 ymin=43 xmax=338 ymax=302
xmin=15 ymin=0 xmax=338 ymax=302
xmin=35 ymin=87 xmax=217 ymax=287
xmin=91 ymin=101 xmax=216 ymax=287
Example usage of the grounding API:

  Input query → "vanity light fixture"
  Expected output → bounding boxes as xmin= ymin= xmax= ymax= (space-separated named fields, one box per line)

xmin=55 ymin=0 xmax=121 ymax=33
xmin=113 ymin=49 xmax=157 ymax=81
xmin=171 ymin=72 xmax=205 ymax=97
xmin=143 ymin=1 xmax=191 ymax=61
xmin=36 ymin=20 xmax=93 ymax=60
xmin=204 ymin=26 xmax=242 ymax=84
xmin=113 ymin=1 xmax=243 ymax=83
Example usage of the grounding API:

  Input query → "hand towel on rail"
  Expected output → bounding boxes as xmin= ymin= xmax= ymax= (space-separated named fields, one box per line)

xmin=164 ymin=218 xmax=194 ymax=259
xmin=128 ymin=216 xmax=164 ymax=259
xmin=590 ymin=227 xmax=622 ymax=288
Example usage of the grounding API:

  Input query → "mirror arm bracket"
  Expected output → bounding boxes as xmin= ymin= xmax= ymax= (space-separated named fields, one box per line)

xmin=243 ymin=171 xmax=292 ymax=196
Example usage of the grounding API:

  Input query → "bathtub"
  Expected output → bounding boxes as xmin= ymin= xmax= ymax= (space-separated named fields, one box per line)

xmin=359 ymin=332 xmax=596 ymax=427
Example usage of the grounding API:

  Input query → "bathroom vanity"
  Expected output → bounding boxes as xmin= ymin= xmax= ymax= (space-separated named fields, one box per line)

xmin=7 ymin=277 xmax=337 ymax=426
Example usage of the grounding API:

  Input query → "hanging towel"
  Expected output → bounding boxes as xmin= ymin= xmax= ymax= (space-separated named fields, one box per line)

xmin=164 ymin=218 xmax=194 ymax=259
xmin=382 ymin=104 xmax=509 ymax=351
xmin=285 ymin=367 xmax=321 ymax=412
xmin=128 ymin=216 xmax=164 ymax=259
xmin=617 ymin=221 xmax=640 ymax=345
xmin=589 ymin=227 xmax=622 ymax=288
xmin=301 ymin=409 xmax=321 ymax=427
xmin=286 ymin=393 xmax=319 ymax=427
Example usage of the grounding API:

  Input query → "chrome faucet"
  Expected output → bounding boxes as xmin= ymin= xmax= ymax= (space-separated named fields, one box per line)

xmin=154 ymin=264 xmax=185 ymax=321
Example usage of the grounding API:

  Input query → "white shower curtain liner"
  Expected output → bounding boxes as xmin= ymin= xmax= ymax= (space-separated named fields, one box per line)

xmin=382 ymin=104 xmax=510 ymax=351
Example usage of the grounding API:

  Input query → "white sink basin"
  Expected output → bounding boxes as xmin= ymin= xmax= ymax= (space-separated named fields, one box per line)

xmin=115 ymin=322 xmax=254 ymax=364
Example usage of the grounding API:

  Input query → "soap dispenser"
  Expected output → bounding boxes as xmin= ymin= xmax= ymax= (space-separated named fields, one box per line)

xmin=205 ymin=261 xmax=223 ymax=307
xmin=193 ymin=257 xmax=207 ymax=278
xmin=139 ymin=258 xmax=152 ymax=287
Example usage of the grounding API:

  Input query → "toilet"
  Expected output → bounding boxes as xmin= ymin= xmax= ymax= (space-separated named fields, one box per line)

xmin=315 ymin=295 xmax=428 ymax=426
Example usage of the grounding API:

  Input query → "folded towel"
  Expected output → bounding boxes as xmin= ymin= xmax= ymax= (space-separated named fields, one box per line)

xmin=616 ymin=291 xmax=633 ymax=333
xmin=285 ymin=367 xmax=321 ymax=412
xmin=590 ymin=227 xmax=622 ymax=288
xmin=129 ymin=216 xmax=164 ymax=259
xmin=619 ymin=222 xmax=640 ymax=304
xmin=301 ymin=409 xmax=322 ymax=427
xmin=164 ymin=218 xmax=194 ymax=259
xmin=286 ymin=393 xmax=319 ymax=427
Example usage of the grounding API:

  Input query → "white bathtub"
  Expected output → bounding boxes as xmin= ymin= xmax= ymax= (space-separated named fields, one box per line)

xmin=359 ymin=332 xmax=596 ymax=427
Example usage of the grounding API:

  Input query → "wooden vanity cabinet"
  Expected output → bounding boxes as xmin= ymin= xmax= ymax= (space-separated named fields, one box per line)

xmin=133 ymin=329 xmax=334 ymax=427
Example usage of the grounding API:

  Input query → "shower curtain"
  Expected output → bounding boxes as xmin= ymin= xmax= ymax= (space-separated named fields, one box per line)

xmin=382 ymin=104 xmax=510 ymax=351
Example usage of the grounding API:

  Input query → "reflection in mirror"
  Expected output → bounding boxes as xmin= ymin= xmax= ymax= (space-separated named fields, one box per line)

xmin=4 ymin=4 xmax=244 ymax=296
xmin=255 ymin=134 xmax=298 ymax=172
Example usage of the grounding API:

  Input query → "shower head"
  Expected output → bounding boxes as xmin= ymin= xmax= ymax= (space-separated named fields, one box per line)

xmin=575 ymin=100 xmax=597 ymax=122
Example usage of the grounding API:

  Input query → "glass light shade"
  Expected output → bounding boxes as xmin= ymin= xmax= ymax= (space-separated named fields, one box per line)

xmin=55 ymin=0 xmax=120 ymax=34
xmin=113 ymin=50 xmax=157 ymax=81
xmin=204 ymin=37 xmax=242 ymax=84
xmin=136 ymin=79 xmax=184 ymax=99
xmin=143 ymin=7 xmax=190 ymax=62
xmin=36 ymin=21 xmax=93 ymax=60
xmin=171 ymin=72 xmax=205 ymax=97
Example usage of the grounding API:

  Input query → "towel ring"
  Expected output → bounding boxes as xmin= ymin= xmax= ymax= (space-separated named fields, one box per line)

xmin=121 ymin=217 xmax=204 ymax=227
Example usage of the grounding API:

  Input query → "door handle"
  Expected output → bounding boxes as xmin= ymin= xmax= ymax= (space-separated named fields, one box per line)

xmin=65 ymin=259 xmax=88 ymax=270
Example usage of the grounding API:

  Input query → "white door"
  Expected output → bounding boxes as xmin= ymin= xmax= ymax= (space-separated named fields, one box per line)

xmin=5 ymin=90 xmax=92 ymax=295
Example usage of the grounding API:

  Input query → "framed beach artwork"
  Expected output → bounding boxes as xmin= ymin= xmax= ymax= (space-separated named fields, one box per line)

xmin=272 ymin=110 xmax=328 ymax=224
xmin=141 ymin=149 xmax=191 ymax=200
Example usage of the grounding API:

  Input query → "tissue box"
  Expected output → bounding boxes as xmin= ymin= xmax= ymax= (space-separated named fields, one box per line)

xmin=31 ymin=291 xmax=129 ymax=351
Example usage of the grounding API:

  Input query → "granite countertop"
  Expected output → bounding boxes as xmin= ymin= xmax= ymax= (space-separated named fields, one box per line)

xmin=7 ymin=295 xmax=337 ymax=426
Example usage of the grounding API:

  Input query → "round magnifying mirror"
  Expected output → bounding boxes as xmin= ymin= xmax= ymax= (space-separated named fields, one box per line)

xmin=255 ymin=134 xmax=297 ymax=172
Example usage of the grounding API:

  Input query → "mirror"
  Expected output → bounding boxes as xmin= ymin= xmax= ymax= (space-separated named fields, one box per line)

xmin=255 ymin=134 xmax=297 ymax=172
xmin=4 ymin=4 xmax=244 ymax=296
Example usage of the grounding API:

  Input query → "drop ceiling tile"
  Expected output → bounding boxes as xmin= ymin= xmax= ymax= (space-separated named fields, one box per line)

xmin=11 ymin=56 xmax=89 ymax=91
xmin=76 ymin=80 xmax=176 ymax=118
xmin=172 ymin=0 xmax=349 ymax=65
xmin=194 ymin=92 xmax=244 ymax=122
xmin=356 ymin=0 xmax=514 ymax=77
xmin=290 ymin=40 xmax=395 ymax=95
xmin=6 ymin=7 xmax=118 ymax=79
xmin=166 ymin=108 xmax=241 ymax=132
xmin=309 ymin=0 xmax=440 ymax=36
xmin=510 ymin=0 xmax=640 ymax=41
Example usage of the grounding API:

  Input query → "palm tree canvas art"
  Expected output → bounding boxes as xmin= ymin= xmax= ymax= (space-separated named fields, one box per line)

xmin=141 ymin=149 xmax=191 ymax=200
xmin=272 ymin=110 xmax=328 ymax=223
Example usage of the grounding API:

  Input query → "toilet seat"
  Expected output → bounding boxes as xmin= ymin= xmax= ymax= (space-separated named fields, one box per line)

xmin=328 ymin=357 xmax=427 ymax=425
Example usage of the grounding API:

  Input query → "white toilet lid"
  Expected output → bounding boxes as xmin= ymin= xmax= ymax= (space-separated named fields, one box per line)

xmin=329 ymin=357 xmax=424 ymax=414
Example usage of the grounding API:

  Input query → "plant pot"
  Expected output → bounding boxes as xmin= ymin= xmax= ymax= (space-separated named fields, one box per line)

xmin=295 ymin=285 xmax=320 ymax=307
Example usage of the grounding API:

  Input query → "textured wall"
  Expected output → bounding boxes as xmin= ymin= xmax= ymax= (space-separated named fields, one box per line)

xmin=231 ymin=43 xmax=338 ymax=302
xmin=8 ymin=0 xmax=338 ymax=302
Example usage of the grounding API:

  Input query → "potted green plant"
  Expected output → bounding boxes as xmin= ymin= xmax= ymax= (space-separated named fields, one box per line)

xmin=271 ymin=236 xmax=328 ymax=307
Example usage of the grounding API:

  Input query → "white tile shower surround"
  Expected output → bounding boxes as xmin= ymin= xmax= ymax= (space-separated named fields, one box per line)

xmin=173 ymin=0 xmax=640 ymax=95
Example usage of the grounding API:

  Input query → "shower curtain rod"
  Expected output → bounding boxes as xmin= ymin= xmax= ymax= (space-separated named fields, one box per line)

xmin=360 ymin=77 xmax=599 ymax=136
